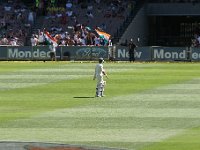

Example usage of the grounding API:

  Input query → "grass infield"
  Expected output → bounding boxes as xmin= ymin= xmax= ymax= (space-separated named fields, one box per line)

xmin=0 ymin=61 xmax=200 ymax=150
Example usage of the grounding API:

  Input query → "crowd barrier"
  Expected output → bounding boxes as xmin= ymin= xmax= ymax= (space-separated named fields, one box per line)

xmin=0 ymin=45 xmax=200 ymax=61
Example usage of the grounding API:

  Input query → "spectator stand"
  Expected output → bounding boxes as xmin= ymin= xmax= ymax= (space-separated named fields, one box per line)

xmin=29 ymin=0 xmax=132 ymax=46
xmin=0 ymin=0 xmax=35 ymax=46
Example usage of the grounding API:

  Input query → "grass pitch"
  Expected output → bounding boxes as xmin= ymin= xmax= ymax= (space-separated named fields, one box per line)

xmin=0 ymin=61 xmax=200 ymax=150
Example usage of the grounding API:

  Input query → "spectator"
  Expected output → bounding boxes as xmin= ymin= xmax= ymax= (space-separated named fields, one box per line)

xmin=86 ymin=11 xmax=94 ymax=19
xmin=4 ymin=4 xmax=12 ymax=12
xmin=30 ymin=35 xmax=38 ymax=46
xmin=60 ymin=13 xmax=67 ymax=25
xmin=66 ymin=0 xmax=73 ymax=9
xmin=94 ymin=36 xmax=100 ymax=46
xmin=1 ymin=35 xmax=9 ymax=45
xmin=28 ymin=11 xmax=34 ymax=25
xmin=10 ymin=37 xmax=18 ymax=46
xmin=38 ymin=31 xmax=45 ymax=45
xmin=80 ymin=36 xmax=86 ymax=45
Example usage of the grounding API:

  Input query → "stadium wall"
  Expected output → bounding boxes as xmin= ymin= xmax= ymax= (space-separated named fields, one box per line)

xmin=119 ymin=7 xmax=149 ymax=46
xmin=147 ymin=3 xmax=200 ymax=16
xmin=0 ymin=46 xmax=200 ymax=61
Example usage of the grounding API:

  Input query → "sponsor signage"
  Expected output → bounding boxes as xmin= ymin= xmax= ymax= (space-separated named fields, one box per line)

xmin=7 ymin=46 xmax=51 ymax=60
xmin=6 ymin=46 xmax=61 ymax=60
xmin=7 ymin=46 xmax=32 ymax=60
xmin=61 ymin=46 xmax=108 ymax=60
xmin=32 ymin=46 xmax=51 ymax=60
xmin=191 ymin=47 xmax=200 ymax=61
xmin=0 ymin=46 xmax=8 ymax=60
xmin=1 ymin=46 xmax=200 ymax=61
xmin=152 ymin=46 xmax=188 ymax=61
xmin=115 ymin=46 xmax=151 ymax=61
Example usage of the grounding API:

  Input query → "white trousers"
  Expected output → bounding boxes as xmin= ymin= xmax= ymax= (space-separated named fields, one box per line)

xmin=96 ymin=76 xmax=106 ymax=97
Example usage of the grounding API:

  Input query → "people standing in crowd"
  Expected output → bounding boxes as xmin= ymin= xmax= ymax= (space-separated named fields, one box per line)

xmin=0 ymin=0 xmax=132 ymax=46
xmin=38 ymin=31 xmax=45 ymax=45
xmin=28 ymin=11 xmax=35 ymax=26
xmin=30 ymin=34 xmax=38 ymax=46
xmin=128 ymin=38 xmax=136 ymax=62
xmin=0 ymin=0 xmax=32 ymax=46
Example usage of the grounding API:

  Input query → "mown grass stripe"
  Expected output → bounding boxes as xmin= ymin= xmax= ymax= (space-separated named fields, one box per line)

xmin=1 ymin=117 xmax=200 ymax=129
xmin=108 ymin=93 xmax=200 ymax=101
xmin=0 ymin=73 xmax=89 ymax=91
xmin=86 ymin=100 xmax=200 ymax=108
xmin=0 ymin=128 xmax=183 ymax=142
xmin=34 ymin=108 xmax=200 ymax=118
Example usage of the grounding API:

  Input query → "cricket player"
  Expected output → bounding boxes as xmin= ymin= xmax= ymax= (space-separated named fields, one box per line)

xmin=49 ymin=42 xmax=57 ymax=61
xmin=93 ymin=58 xmax=107 ymax=97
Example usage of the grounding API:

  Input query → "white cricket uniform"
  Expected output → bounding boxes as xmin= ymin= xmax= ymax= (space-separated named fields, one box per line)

xmin=94 ymin=63 xmax=104 ymax=84
xmin=93 ymin=63 xmax=106 ymax=97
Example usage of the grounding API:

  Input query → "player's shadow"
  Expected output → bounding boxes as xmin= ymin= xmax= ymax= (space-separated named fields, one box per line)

xmin=73 ymin=96 xmax=95 ymax=99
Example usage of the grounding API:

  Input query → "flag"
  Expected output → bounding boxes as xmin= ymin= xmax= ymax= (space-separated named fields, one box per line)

xmin=95 ymin=28 xmax=111 ymax=42
xmin=44 ymin=31 xmax=58 ymax=46
xmin=85 ymin=26 xmax=92 ymax=31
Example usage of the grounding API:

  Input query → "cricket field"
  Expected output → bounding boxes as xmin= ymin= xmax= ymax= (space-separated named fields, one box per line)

xmin=0 ymin=61 xmax=200 ymax=150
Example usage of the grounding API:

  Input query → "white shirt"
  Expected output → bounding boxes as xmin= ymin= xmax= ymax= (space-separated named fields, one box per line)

xmin=10 ymin=40 xmax=17 ymax=46
xmin=49 ymin=44 xmax=57 ymax=52
xmin=38 ymin=33 xmax=45 ymax=43
xmin=93 ymin=63 xmax=105 ymax=84
xmin=80 ymin=38 xmax=86 ymax=45
xmin=94 ymin=37 xmax=100 ymax=45
xmin=66 ymin=10 xmax=73 ymax=17
xmin=31 ymin=37 xmax=38 ymax=46
xmin=94 ymin=63 xmax=104 ymax=78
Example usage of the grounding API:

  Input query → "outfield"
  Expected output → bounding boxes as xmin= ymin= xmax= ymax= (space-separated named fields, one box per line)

xmin=0 ymin=61 xmax=200 ymax=150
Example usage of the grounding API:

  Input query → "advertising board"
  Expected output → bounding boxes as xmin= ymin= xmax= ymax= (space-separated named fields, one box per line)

xmin=0 ymin=46 xmax=200 ymax=62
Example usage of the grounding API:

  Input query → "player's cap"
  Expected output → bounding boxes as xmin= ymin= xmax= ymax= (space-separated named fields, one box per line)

xmin=99 ymin=57 xmax=104 ymax=61
xmin=99 ymin=57 xmax=104 ymax=63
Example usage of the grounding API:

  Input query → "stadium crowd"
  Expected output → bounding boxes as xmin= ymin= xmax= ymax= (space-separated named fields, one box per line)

xmin=0 ymin=0 xmax=36 ymax=46
xmin=31 ymin=27 xmax=113 ymax=46
xmin=0 ymin=0 xmax=135 ymax=46
xmin=31 ymin=0 xmax=134 ymax=46
xmin=191 ymin=33 xmax=200 ymax=47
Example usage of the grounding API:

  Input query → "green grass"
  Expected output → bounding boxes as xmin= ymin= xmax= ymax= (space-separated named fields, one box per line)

xmin=0 ymin=61 xmax=200 ymax=150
